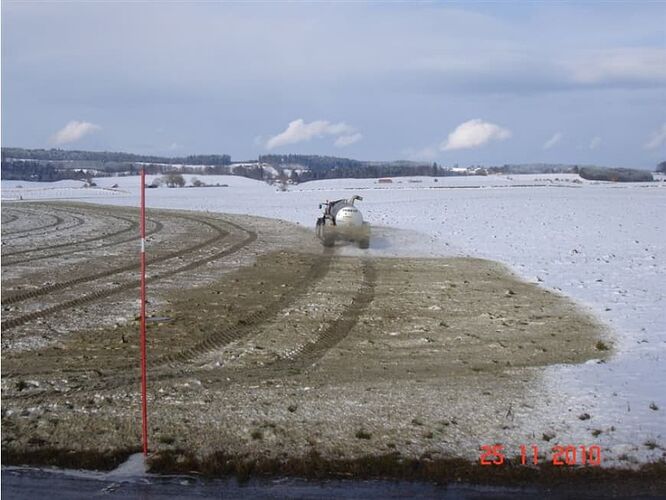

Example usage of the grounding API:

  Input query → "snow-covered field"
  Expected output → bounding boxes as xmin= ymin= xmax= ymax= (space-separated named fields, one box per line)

xmin=3 ymin=173 xmax=665 ymax=462
xmin=1 ymin=179 xmax=127 ymax=201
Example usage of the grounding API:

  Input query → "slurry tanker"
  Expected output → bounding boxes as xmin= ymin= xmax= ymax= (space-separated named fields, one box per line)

xmin=316 ymin=195 xmax=370 ymax=249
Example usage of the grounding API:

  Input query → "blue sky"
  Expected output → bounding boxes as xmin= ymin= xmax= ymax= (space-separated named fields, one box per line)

xmin=2 ymin=2 xmax=665 ymax=168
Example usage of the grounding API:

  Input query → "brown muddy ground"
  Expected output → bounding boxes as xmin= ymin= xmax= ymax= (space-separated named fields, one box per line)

xmin=2 ymin=202 xmax=631 ymax=487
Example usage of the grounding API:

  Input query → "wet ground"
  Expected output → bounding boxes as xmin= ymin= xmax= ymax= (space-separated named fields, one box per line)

xmin=0 ymin=466 xmax=574 ymax=500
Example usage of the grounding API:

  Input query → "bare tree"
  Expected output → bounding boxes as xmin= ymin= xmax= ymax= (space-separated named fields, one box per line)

xmin=162 ymin=172 xmax=186 ymax=187
xmin=657 ymin=161 xmax=666 ymax=174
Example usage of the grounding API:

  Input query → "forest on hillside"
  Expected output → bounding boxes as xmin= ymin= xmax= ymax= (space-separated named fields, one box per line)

xmin=2 ymin=148 xmax=658 ymax=183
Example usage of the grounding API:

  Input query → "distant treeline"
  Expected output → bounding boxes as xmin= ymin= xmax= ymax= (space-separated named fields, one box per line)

xmin=1 ymin=147 xmax=234 ymax=182
xmin=2 ymin=147 xmax=659 ymax=184
xmin=259 ymin=154 xmax=363 ymax=173
xmin=0 ymin=159 xmax=236 ymax=182
xmin=657 ymin=161 xmax=666 ymax=174
xmin=288 ymin=164 xmax=445 ymax=182
xmin=1 ymin=148 xmax=231 ymax=166
xmin=260 ymin=154 xmax=448 ymax=181
xmin=487 ymin=164 xmax=579 ymax=175
xmin=0 ymin=161 xmax=92 ymax=182
xmin=578 ymin=166 xmax=654 ymax=182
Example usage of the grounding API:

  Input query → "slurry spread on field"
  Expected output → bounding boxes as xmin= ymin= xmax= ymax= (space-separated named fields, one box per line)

xmin=2 ymin=202 xmax=611 ymax=478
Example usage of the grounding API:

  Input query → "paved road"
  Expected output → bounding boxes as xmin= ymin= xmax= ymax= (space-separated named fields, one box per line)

xmin=2 ymin=467 xmax=547 ymax=500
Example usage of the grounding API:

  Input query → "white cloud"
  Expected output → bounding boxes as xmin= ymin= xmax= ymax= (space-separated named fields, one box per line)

xmin=589 ymin=136 xmax=602 ymax=150
xmin=50 ymin=120 xmax=101 ymax=145
xmin=440 ymin=119 xmax=511 ymax=151
xmin=334 ymin=133 xmax=363 ymax=148
xmin=402 ymin=146 xmax=439 ymax=162
xmin=570 ymin=48 xmax=666 ymax=85
xmin=543 ymin=132 xmax=562 ymax=150
xmin=266 ymin=119 xmax=360 ymax=150
xmin=644 ymin=124 xmax=666 ymax=150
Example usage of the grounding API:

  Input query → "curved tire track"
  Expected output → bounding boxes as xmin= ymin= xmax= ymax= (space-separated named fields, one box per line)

xmin=1 ymin=211 xmax=65 ymax=237
xmin=2 ymin=208 xmax=86 ymax=242
xmin=3 ymin=253 xmax=335 ymax=400
xmin=2 ymin=212 xmax=19 ymax=224
xmin=107 ymin=255 xmax=369 ymax=390
xmin=162 ymin=254 xmax=334 ymax=367
xmin=2 ymin=205 xmax=140 ymax=257
xmin=2 ymin=214 xmax=224 ymax=306
xmin=269 ymin=259 xmax=377 ymax=372
xmin=1 ymin=216 xmax=256 ymax=329
xmin=208 ymin=259 xmax=377 ymax=385
xmin=2 ymin=215 xmax=161 ymax=266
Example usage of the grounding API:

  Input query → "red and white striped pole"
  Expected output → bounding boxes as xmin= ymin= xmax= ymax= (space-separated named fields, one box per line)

xmin=140 ymin=168 xmax=148 ymax=455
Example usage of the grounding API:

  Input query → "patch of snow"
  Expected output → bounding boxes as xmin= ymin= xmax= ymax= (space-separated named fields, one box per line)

xmin=105 ymin=453 xmax=146 ymax=477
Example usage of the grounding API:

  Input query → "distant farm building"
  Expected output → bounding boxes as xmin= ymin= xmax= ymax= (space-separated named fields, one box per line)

xmin=378 ymin=178 xmax=393 ymax=184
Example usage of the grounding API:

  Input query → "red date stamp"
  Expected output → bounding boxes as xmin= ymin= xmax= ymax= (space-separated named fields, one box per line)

xmin=480 ymin=444 xmax=602 ymax=466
